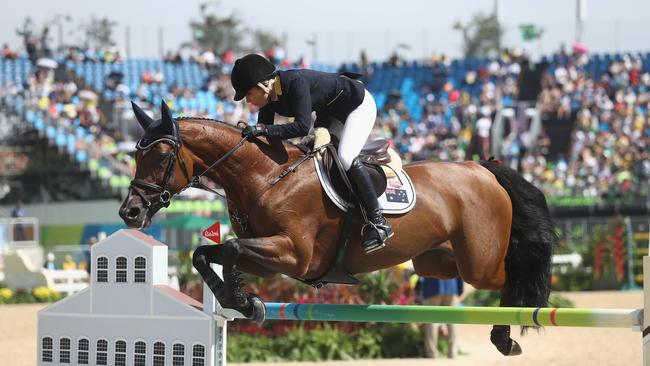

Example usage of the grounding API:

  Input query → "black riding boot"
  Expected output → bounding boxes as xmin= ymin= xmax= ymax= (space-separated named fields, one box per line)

xmin=347 ymin=157 xmax=394 ymax=253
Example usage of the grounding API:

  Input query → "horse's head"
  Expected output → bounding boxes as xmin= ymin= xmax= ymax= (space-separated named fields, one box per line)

xmin=119 ymin=100 xmax=192 ymax=228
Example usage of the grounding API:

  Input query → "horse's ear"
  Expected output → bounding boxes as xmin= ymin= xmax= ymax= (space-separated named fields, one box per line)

xmin=160 ymin=99 xmax=177 ymax=136
xmin=131 ymin=101 xmax=154 ymax=131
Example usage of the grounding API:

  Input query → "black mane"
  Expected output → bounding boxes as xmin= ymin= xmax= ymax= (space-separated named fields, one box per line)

xmin=175 ymin=116 xmax=306 ymax=150
xmin=176 ymin=116 xmax=244 ymax=130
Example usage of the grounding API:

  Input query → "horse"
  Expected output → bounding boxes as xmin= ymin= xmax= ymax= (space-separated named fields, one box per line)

xmin=119 ymin=101 xmax=557 ymax=356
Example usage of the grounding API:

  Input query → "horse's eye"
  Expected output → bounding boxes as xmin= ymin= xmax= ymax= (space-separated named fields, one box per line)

xmin=158 ymin=153 xmax=170 ymax=162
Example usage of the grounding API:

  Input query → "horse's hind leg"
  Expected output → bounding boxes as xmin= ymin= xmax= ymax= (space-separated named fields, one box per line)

xmin=490 ymin=288 xmax=523 ymax=356
xmin=448 ymin=215 xmax=522 ymax=356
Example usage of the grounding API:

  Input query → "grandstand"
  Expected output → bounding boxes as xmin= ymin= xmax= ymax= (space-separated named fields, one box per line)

xmin=0 ymin=37 xmax=648 ymax=215
xmin=3 ymin=46 xmax=645 ymax=267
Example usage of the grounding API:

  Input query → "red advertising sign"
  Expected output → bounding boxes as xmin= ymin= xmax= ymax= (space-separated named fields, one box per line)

xmin=202 ymin=221 xmax=221 ymax=244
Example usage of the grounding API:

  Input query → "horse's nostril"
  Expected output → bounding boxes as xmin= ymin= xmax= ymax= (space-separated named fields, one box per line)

xmin=127 ymin=207 xmax=141 ymax=219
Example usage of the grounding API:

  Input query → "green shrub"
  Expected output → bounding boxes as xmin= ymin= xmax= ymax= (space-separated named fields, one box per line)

xmin=548 ymin=293 xmax=574 ymax=308
xmin=553 ymin=266 xmax=592 ymax=291
xmin=357 ymin=271 xmax=400 ymax=305
xmin=353 ymin=327 xmax=382 ymax=359
xmin=373 ymin=323 xmax=424 ymax=358
xmin=227 ymin=333 xmax=278 ymax=362
xmin=226 ymin=322 xmax=445 ymax=362
xmin=228 ymin=324 xmax=357 ymax=362
xmin=11 ymin=289 xmax=36 ymax=304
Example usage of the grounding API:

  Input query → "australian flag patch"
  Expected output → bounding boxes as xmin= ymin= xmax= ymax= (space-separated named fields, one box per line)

xmin=385 ymin=188 xmax=409 ymax=203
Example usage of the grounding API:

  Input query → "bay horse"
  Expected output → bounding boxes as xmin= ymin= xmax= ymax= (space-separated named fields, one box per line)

xmin=119 ymin=101 xmax=557 ymax=356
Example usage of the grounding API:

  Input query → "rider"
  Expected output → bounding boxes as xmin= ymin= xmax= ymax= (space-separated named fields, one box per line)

xmin=230 ymin=53 xmax=393 ymax=254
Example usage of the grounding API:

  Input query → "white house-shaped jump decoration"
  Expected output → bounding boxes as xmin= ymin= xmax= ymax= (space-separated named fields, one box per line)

xmin=37 ymin=229 xmax=225 ymax=366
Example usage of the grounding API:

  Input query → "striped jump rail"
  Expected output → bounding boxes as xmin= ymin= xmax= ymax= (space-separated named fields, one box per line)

xmin=265 ymin=303 xmax=643 ymax=329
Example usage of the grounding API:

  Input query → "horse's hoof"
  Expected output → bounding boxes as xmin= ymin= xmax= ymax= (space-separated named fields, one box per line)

xmin=248 ymin=294 xmax=266 ymax=324
xmin=493 ymin=338 xmax=522 ymax=356
xmin=508 ymin=340 xmax=522 ymax=356
xmin=491 ymin=326 xmax=522 ymax=356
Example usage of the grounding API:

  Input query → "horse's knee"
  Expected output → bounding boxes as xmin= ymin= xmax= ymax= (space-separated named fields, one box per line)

xmin=218 ymin=239 xmax=242 ymax=267
xmin=221 ymin=239 xmax=241 ymax=256
xmin=192 ymin=245 xmax=211 ymax=269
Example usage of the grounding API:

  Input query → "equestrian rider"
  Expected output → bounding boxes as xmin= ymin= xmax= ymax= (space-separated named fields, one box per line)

xmin=230 ymin=53 xmax=393 ymax=254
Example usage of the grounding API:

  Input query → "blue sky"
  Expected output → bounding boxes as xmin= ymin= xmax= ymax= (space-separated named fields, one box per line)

xmin=1 ymin=0 xmax=649 ymax=63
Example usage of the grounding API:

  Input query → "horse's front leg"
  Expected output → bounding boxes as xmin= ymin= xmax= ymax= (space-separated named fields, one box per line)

xmin=192 ymin=245 xmax=226 ymax=301
xmin=193 ymin=235 xmax=301 ymax=323
xmin=193 ymin=242 xmax=265 ymax=321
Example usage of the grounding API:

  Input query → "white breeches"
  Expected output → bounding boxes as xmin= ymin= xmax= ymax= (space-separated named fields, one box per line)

xmin=338 ymin=89 xmax=377 ymax=170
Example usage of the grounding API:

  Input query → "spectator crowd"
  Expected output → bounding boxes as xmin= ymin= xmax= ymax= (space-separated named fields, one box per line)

xmin=1 ymin=28 xmax=648 ymax=202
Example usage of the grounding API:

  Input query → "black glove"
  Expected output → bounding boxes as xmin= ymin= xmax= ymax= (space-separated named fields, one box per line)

xmin=241 ymin=124 xmax=268 ymax=141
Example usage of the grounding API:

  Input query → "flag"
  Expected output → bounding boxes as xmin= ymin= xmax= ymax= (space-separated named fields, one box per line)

xmin=519 ymin=24 xmax=543 ymax=41
xmin=202 ymin=221 xmax=221 ymax=244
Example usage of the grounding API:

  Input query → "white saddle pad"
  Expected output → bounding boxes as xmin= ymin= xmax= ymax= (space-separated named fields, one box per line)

xmin=314 ymin=152 xmax=417 ymax=215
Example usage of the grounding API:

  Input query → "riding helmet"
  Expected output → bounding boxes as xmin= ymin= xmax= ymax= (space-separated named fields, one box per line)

xmin=231 ymin=54 xmax=276 ymax=101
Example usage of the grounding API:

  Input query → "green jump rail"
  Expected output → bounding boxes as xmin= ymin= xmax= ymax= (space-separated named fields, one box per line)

xmin=264 ymin=303 xmax=643 ymax=328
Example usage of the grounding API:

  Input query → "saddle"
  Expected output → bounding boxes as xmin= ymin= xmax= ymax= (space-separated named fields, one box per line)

xmin=310 ymin=128 xmax=415 ymax=214
xmin=360 ymin=139 xmax=391 ymax=164
xmin=321 ymin=143 xmax=387 ymax=202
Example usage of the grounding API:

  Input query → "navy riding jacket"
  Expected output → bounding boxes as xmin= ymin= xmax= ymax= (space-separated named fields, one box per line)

xmin=258 ymin=69 xmax=366 ymax=140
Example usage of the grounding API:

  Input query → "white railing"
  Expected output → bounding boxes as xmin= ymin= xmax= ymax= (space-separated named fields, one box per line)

xmin=45 ymin=269 xmax=89 ymax=295
xmin=2 ymin=248 xmax=89 ymax=295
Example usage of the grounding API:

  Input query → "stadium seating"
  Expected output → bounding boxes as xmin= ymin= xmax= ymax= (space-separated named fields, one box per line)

xmin=3 ymin=49 xmax=648 ymax=205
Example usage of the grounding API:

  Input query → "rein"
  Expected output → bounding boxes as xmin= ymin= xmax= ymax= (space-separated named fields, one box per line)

xmin=187 ymin=137 xmax=248 ymax=199
xmin=228 ymin=142 xmax=318 ymax=235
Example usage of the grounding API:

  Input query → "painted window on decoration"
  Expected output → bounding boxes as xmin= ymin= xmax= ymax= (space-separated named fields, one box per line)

xmin=134 ymin=256 xmax=146 ymax=283
xmin=153 ymin=341 xmax=165 ymax=366
xmin=41 ymin=336 xmax=53 ymax=362
xmin=114 ymin=340 xmax=127 ymax=366
xmin=172 ymin=343 xmax=185 ymax=366
xmin=59 ymin=337 xmax=71 ymax=363
xmin=96 ymin=256 xmax=108 ymax=282
xmin=95 ymin=339 xmax=108 ymax=365
xmin=116 ymin=256 xmax=128 ymax=283
xmin=77 ymin=338 xmax=89 ymax=364
xmin=192 ymin=344 xmax=205 ymax=366
xmin=96 ymin=339 xmax=108 ymax=365
xmin=134 ymin=340 xmax=146 ymax=366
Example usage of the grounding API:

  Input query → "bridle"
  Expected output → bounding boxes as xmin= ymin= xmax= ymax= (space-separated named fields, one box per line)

xmin=128 ymin=131 xmax=247 ymax=211
xmin=129 ymin=133 xmax=192 ymax=210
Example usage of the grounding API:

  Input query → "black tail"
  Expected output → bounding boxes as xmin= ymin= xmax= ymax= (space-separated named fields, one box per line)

xmin=480 ymin=159 xmax=557 ymax=309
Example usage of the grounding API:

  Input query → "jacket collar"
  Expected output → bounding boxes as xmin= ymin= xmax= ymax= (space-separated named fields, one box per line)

xmin=273 ymin=74 xmax=282 ymax=97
